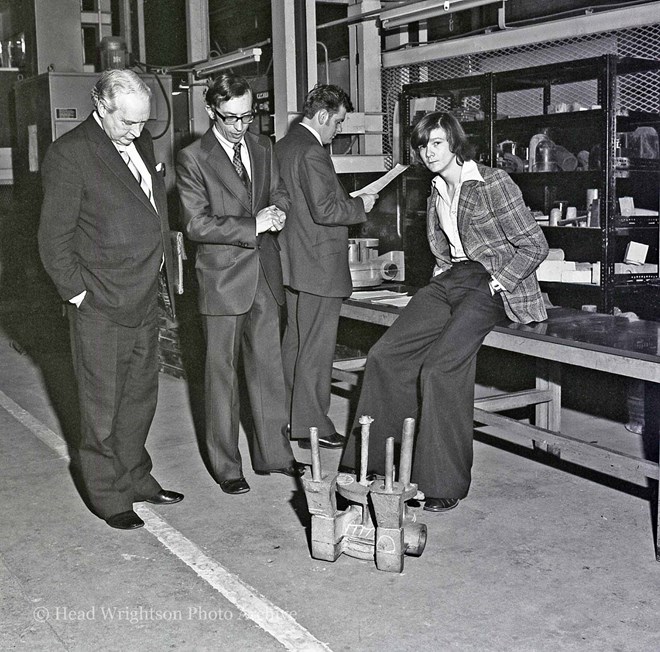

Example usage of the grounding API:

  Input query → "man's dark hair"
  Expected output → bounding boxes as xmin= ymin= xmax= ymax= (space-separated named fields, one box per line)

xmin=302 ymin=84 xmax=353 ymax=119
xmin=205 ymin=72 xmax=252 ymax=107
xmin=410 ymin=111 xmax=474 ymax=165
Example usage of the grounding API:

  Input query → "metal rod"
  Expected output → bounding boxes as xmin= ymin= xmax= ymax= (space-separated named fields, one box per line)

xmin=381 ymin=0 xmax=502 ymax=30
xmin=310 ymin=427 xmax=322 ymax=482
xmin=385 ymin=437 xmax=394 ymax=492
xmin=316 ymin=7 xmax=381 ymax=31
xmin=358 ymin=415 xmax=373 ymax=486
xmin=399 ymin=418 xmax=415 ymax=486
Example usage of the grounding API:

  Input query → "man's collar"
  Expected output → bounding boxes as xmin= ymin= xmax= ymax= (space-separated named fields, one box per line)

xmin=300 ymin=121 xmax=323 ymax=146
xmin=93 ymin=111 xmax=133 ymax=154
xmin=212 ymin=124 xmax=244 ymax=149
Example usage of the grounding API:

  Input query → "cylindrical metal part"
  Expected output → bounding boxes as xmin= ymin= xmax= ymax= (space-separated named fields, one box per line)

xmin=358 ymin=415 xmax=373 ymax=485
xmin=549 ymin=208 xmax=561 ymax=227
xmin=403 ymin=522 xmax=427 ymax=557
xmin=385 ymin=437 xmax=394 ymax=492
xmin=381 ymin=262 xmax=398 ymax=280
xmin=310 ymin=427 xmax=321 ymax=481
xmin=399 ymin=418 xmax=415 ymax=486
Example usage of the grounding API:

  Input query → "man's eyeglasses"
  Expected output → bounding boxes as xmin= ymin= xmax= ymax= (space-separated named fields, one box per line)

xmin=214 ymin=109 xmax=255 ymax=125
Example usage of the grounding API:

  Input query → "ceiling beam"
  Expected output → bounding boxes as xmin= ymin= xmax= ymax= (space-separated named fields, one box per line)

xmin=382 ymin=1 xmax=660 ymax=68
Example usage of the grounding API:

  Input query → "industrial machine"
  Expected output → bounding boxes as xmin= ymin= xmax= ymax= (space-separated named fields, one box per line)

xmin=13 ymin=71 xmax=175 ymax=192
xmin=348 ymin=240 xmax=405 ymax=288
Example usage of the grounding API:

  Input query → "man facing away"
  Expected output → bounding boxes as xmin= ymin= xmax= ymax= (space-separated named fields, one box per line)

xmin=176 ymin=73 xmax=303 ymax=495
xmin=38 ymin=69 xmax=184 ymax=530
xmin=275 ymin=84 xmax=378 ymax=450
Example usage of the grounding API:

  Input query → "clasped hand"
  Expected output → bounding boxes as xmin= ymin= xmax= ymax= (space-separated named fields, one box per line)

xmin=256 ymin=205 xmax=286 ymax=234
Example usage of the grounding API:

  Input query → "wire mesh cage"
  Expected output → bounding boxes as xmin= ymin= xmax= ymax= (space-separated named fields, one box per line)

xmin=382 ymin=23 xmax=660 ymax=166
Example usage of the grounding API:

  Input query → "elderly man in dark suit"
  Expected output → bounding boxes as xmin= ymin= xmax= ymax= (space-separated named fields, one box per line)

xmin=176 ymin=73 xmax=302 ymax=495
xmin=341 ymin=111 xmax=549 ymax=513
xmin=275 ymin=84 xmax=378 ymax=450
xmin=38 ymin=69 xmax=183 ymax=530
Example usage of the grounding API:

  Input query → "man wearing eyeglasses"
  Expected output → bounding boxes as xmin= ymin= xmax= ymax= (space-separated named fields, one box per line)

xmin=176 ymin=73 xmax=303 ymax=496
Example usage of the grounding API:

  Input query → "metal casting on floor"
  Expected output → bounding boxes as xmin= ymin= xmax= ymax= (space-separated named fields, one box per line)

xmin=301 ymin=416 xmax=427 ymax=573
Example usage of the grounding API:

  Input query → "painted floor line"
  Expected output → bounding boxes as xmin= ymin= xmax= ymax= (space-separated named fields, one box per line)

xmin=137 ymin=505 xmax=332 ymax=651
xmin=0 ymin=389 xmax=70 ymax=461
xmin=0 ymin=388 xmax=331 ymax=652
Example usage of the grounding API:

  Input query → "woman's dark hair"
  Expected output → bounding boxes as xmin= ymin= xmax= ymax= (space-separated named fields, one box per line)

xmin=410 ymin=111 xmax=474 ymax=165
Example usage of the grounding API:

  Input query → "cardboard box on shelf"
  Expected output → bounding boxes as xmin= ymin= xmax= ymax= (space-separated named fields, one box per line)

xmin=623 ymin=241 xmax=649 ymax=265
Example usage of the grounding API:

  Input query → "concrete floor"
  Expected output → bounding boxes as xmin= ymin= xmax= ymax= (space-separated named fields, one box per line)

xmin=1 ymin=299 xmax=659 ymax=652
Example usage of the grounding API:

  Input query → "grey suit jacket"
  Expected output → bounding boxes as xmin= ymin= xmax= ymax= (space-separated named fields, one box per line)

xmin=275 ymin=122 xmax=366 ymax=298
xmin=428 ymin=164 xmax=549 ymax=324
xmin=38 ymin=113 xmax=175 ymax=327
xmin=176 ymin=128 xmax=290 ymax=315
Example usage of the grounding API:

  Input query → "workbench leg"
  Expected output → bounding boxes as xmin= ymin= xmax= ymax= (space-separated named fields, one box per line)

xmin=644 ymin=383 xmax=660 ymax=562
xmin=655 ymin=444 xmax=660 ymax=562
xmin=655 ymin=482 xmax=660 ymax=561
xmin=535 ymin=359 xmax=562 ymax=431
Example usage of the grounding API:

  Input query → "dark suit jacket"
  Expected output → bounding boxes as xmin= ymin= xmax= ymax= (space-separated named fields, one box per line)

xmin=274 ymin=122 xmax=366 ymax=299
xmin=38 ymin=113 xmax=175 ymax=327
xmin=428 ymin=164 xmax=549 ymax=324
xmin=176 ymin=129 xmax=290 ymax=315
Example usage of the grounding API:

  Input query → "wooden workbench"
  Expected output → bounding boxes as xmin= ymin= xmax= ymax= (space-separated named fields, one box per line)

xmin=338 ymin=289 xmax=660 ymax=560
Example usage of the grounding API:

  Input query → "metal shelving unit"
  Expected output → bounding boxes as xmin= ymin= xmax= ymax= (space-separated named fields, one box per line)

xmin=399 ymin=55 xmax=660 ymax=317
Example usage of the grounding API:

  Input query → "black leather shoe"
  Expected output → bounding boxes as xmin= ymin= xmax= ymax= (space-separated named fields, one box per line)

xmin=219 ymin=477 xmax=250 ymax=494
xmin=256 ymin=461 xmax=306 ymax=478
xmin=423 ymin=497 xmax=459 ymax=513
xmin=298 ymin=433 xmax=346 ymax=450
xmin=106 ymin=510 xmax=144 ymax=530
xmin=144 ymin=489 xmax=184 ymax=505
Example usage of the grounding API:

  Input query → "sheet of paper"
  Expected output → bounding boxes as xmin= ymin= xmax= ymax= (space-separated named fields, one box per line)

xmin=350 ymin=290 xmax=408 ymax=300
xmin=350 ymin=163 xmax=409 ymax=197
xmin=371 ymin=295 xmax=413 ymax=307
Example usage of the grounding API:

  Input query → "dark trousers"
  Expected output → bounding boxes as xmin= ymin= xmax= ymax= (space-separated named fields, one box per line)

xmin=282 ymin=288 xmax=343 ymax=440
xmin=341 ymin=261 xmax=507 ymax=499
xmin=202 ymin=268 xmax=293 ymax=481
xmin=68 ymin=300 xmax=161 ymax=519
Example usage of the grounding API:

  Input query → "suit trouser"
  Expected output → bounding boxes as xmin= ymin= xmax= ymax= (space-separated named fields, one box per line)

xmin=341 ymin=261 xmax=507 ymax=499
xmin=202 ymin=269 xmax=293 ymax=481
xmin=68 ymin=300 xmax=161 ymax=519
xmin=282 ymin=288 xmax=343 ymax=440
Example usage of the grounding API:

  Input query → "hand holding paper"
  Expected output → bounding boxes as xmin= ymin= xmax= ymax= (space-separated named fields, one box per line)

xmin=359 ymin=193 xmax=379 ymax=213
xmin=350 ymin=163 xmax=409 ymax=198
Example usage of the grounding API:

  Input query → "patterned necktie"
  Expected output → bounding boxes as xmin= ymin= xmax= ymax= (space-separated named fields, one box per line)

xmin=232 ymin=142 xmax=251 ymax=194
xmin=120 ymin=150 xmax=153 ymax=206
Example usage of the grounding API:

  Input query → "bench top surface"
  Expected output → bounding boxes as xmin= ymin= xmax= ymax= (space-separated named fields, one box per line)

xmin=342 ymin=286 xmax=660 ymax=371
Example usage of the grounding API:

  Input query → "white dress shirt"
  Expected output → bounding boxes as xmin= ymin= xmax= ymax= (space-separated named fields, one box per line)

xmin=432 ymin=159 xmax=483 ymax=263
xmin=432 ymin=160 xmax=503 ymax=294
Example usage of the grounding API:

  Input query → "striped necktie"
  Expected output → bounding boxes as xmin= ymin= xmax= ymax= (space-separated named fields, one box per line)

xmin=120 ymin=150 xmax=153 ymax=205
